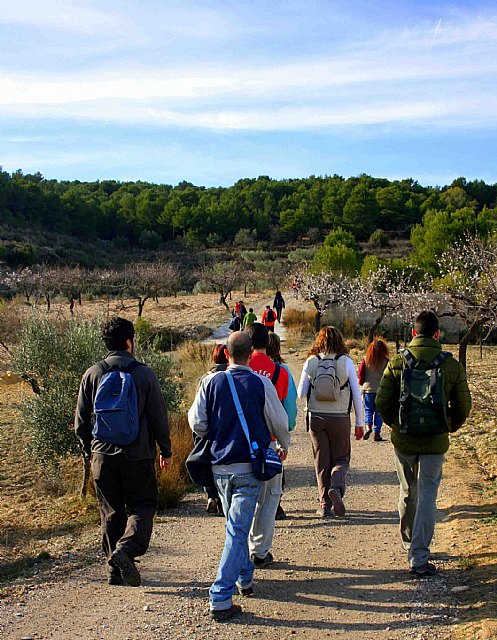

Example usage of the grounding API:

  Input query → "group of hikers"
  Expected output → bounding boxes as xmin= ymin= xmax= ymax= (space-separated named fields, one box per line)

xmin=75 ymin=307 xmax=471 ymax=623
xmin=229 ymin=291 xmax=285 ymax=332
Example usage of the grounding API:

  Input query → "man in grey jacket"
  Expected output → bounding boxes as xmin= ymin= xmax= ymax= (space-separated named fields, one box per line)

xmin=75 ymin=317 xmax=171 ymax=587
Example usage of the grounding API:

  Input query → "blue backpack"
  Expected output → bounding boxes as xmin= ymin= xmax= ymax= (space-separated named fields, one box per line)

xmin=92 ymin=360 xmax=142 ymax=446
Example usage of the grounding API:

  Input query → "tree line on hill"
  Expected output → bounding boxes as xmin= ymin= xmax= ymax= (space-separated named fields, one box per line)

xmin=2 ymin=169 xmax=497 ymax=263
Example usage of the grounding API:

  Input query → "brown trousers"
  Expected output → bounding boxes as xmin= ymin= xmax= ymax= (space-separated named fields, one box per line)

xmin=309 ymin=413 xmax=351 ymax=505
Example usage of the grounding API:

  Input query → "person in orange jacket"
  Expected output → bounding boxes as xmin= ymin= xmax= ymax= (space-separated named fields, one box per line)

xmin=261 ymin=305 xmax=276 ymax=332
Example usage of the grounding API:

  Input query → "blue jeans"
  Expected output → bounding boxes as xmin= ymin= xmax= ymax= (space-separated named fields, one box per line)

xmin=394 ymin=451 xmax=444 ymax=568
xmin=363 ymin=393 xmax=383 ymax=432
xmin=209 ymin=471 xmax=262 ymax=611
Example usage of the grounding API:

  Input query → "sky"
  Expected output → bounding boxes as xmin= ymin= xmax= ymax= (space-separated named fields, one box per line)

xmin=1 ymin=0 xmax=497 ymax=187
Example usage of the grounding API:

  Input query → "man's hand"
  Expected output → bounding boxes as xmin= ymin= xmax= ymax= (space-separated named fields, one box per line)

xmin=354 ymin=426 xmax=364 ymax=440
xmin=277 ymin=448 xmax=288 ymax=462
xmin=160 ymin=455 xmax=173 ymax=470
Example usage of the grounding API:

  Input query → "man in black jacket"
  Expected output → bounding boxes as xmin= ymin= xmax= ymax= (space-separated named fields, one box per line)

xmin=75 ymin=317 xmax=171 ymax=586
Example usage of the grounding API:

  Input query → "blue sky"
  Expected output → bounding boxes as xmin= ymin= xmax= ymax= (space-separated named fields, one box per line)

xmin=1 ymin=0 xmax=497 ymax=187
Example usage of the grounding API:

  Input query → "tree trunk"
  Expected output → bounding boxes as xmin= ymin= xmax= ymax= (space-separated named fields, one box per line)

xmin=45 ymin=293 xmax=51 ymax=312
xmin=69 ymin=297 xmax=75 ymax=316
xmin=78 ymin=292 xmax=82 ymax=305
xmin=137 ymin=297 xmax=146 ymax=317
xmin=458 ymin=322 xmax=480 ymax=371
xmin=219 ymin=293 xmax=230 ymax=311
xmin=314 ymin=311 xmax=322 ymax=332
xmin=368 ymin=315 xmax=383 ymax=344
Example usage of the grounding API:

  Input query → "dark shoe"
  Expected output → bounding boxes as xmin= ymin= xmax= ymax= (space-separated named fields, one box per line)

xmin=251 ymin=552 xmax=274 ymax=568
xmin=275 ymin=503 xmax=287 ymax=520
xmin=110 ymin=549 xmax=141 ymax=587
xmin=206 ymin=498 xmax=218 ymax=514
xmin=373 ymin=433 xmax=384 ymax=442
xmin=328 ymin=488 xmax=346 ymax=518
xmin=237 ymin=585 xmax=254 ymax=597
xmin=216 ymin=498 xmax=224 ymax=517
xmin=108 ymin=573 xmax=124 ymax=586
xmin=410 ymin=561 xmax=438 ymax=577
xmin=210 ymin=604 xmax=243 ymax=622
xmin=316 ymin=504 xmax=332 ymax=518
xmin=363 ymin=428 xmax=373 ymax=440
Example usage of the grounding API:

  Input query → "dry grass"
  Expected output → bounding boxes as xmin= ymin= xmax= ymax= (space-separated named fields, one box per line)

xmin=157 ymin=413 xmax=193 ymax=510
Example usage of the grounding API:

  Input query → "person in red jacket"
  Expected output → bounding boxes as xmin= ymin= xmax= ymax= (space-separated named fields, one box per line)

xmin=245 ymin=322 xmax=289 ymax=567
xmin=261 ymin=305 xmax=276 ymax=333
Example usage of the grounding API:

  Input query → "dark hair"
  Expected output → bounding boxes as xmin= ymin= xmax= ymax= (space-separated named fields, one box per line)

xmin=365 ymin=338 xmax=389 ymax=371
xmin=244 ymin=322 xmax=269 ymax=349
xmin=212 ymin=343 xmax=228 ymax=365
xmin=227 ymin=331 xmax=252 ymax=362
xmin=102 ymin=316 xmax=134 ymax=351
xmin=414 ymin=310 xmax=439 ymax=337
xmin=267 ymin=332 xmax=285 ymax=363
xmin=275 ymin=291 xmax=281 ymax=296
xmin=308 ymin=326 xmax=348 ymax=357
xmin=249 ymin=307 xmax=253 ymax=312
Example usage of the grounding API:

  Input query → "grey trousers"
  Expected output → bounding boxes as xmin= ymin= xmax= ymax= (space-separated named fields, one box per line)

xmin=249 ymin=471 xmax=283 ymax=559
xmin=394 ymin=450 xmax=444 ymax=568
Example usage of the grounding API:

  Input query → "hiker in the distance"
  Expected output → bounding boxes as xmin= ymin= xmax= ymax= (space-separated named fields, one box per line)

xmin=242 ymin=307 xmax=257 ymax=328
xmin=229 ymin=312 xmax=242 ymax=332
xmin=357 ymin=338 xmax=389 ymax=442
xmin=74 ymin=317 xmax=172 ymax=587
xmin=261 ymin=305 xmax=276 ymax=332
xmin=238 ymin=300 xmax=248 ymax=322
xmin=273 ymin=291 xmax=285 ymax=323
xmin=297 ymin=326 xmax=364 ymax=518
xmin=376 ymin=310 xmax=471 ymax=577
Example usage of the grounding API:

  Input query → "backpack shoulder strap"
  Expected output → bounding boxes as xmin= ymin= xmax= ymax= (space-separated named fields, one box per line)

xmin=122 ymin=359 xmax=143 ymax=375
xmin=400 ymin=348 xmax=418 ymax=369
xmin=271 ymin=363 xmax=281 ymax=386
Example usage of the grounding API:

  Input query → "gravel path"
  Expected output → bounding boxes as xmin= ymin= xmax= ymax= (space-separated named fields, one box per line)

xmin=1 ymin=354 xmax=460 ymax=640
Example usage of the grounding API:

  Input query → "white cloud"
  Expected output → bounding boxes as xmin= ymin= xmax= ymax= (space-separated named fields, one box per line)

xmin=0 ymin=0 xmax=124 ymax=33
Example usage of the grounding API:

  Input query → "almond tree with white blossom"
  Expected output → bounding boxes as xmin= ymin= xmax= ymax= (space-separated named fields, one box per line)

xmin=434 ymin=233 xmax=497 ymax=370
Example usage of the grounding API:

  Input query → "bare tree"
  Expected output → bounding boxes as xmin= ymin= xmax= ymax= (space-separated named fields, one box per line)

xmin=2 ymin=267 xmax=40 ymax=303
xmin=124 ymin=261 xmax=179 ymax=317
xmin=198 ymin=262 xmax=243 ymax=310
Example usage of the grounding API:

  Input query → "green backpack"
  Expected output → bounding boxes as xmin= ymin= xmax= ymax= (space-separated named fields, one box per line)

xmin=398 ymin=349 xmax=452 ymax=437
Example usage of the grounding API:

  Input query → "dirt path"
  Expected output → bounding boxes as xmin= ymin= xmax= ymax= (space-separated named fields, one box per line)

xmin=1 ymin=348 xmax=466 ymax=640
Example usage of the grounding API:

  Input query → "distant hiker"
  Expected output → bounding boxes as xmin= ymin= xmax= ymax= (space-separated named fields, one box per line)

xmin=246 ymin=322 xmax=290 ymax=565
xmin=297 ymin=326 xmax=364 ymax=518
xmin=229 ymin=312 xmax=242 ymax=332
xmin=261 ymin=305 xmax=276 ymax=332
xmin=273 ymin=291 xmax=286 ymax=323
xmin=242 ymin=307 xmax=257 ymax=328
xmin=357 ymin=338 xmax=389 ymax=442
xmin=376 ymin=310 xmax=471 ymax=577
xmin=75 ymin=317 xmax=172 ymax=587
xmin=267 ymin=331 xmax=297 ymax=520
xmin=238 ymin=300 xmax=248 ymax=321
xmin=188 ymin=331 xmax=289 ymax=621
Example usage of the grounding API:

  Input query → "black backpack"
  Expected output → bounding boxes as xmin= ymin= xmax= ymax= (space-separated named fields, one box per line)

xmin=266 ymin=309 xmax=275 ymax=323
xmin=398 ymin=349 xmax=452 ymax=437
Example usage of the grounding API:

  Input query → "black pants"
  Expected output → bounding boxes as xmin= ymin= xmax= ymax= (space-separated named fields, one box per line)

xmin=275 ymin=307 xmax=283 ymax=322
xmin=91 ymin=453 xmax=158 ymax=563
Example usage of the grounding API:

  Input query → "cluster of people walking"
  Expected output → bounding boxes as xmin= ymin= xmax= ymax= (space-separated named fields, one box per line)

xmin=229 ymin=292 xmax=285 ymax=333
xmin=75 ymin=308 xmax=471 ymax=623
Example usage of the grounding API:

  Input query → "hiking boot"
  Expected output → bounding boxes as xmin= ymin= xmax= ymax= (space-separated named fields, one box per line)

xmin=216 ymin=498 xmax=224 ymax=517
xmin=410 ymin=561 xmax=438 ymax=577
xmin=363 ymin=427 xmax=373 ymax=440
xmin=373 ymin=433 xmax=384 ymax=442
xmin=237 ymin=585 xmax=254 ymax=597
xmin=328 ymin=488 xmax=346 ymax=518
xmin=316 ymin=504 xmax=332 ymax=518
xmin=275 ymin=503 xmax=287 ymax=520
xmin=210 ymin=604 xmax=243 ymax=622
xmin=206 ymin=498 xmax=218 ymax=514
xmin=251 ymin=552 xmax=274 ymax=568
xmin=110 ymin=549 xmax=141 ymax=587
xmin=107 ymin=567 xmax=124 ymax=586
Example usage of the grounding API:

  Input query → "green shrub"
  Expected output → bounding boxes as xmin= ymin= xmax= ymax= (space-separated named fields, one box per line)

xmin=13 ymin=315 xmax=184 ymax=467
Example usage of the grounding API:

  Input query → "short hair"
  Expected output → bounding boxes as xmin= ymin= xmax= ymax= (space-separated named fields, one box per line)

xmin=227 ymin=331 xmax=252 ymax=362
xmin=212 ymin=343 xmax=228 ymax=365
xmin=249 ymin=308 xmax=253 ymax=312
xmin=244 ymin=322 xmax=269 ymax=349
xmin=414 ymin=310 xmax=439 ymax=337
xmin=102 ymin=317 xmax=134 ymax=350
